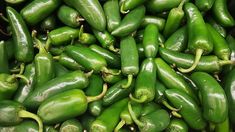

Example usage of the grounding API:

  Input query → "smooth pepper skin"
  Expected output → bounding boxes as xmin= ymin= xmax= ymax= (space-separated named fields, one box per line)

xmin=146 ymin=0 xmax=182 ymax=13
xmin=64 ymin=0 xmax=106 ymax=31
xmin=60 ymin=119 xmax=83 ymax=132
xmin=6 ymin=7 xmax=34 ymax=62
xmin=140 ymin=102 xmax=161 ymax=116
xmin=102 ymin=69 xmax=123 ymax=84
xmin=40 ymin=15 xmax=57 ymax=32
xmin=23 ymin=70 xmax=89 ymax=110
xmin=0 ymin=41 xmax=9 ymax=73
xmin=54 ymin=62 xmax=69 ymax=77
xmin=0 ymin=74 xmax=18 ymax=100
xmin=165 ymin=119 xmax=188 ymax=132
xmin=20 ymin=0 xmax=61 ymax=26
xmin=111 ymin=6 xmax=146 ymax=37
xmin=0 ymin=120 xmax=38 ymax=132
xmin=195 ymin=0 xmax=215 ymax=11
xmin=120 ymin=0 xmax=146 ymax=13
xmin=165 ymin=89 xmax=206 ymax=130
xmin=141 ymin=16 xmax=166 ymax=31
xmin=191 ymin=72 xmax=228 ymax=123
xmin=215 ymin=117 xmax=230 ymax=132
xmin=90 ymin=98 xmax=128 ymax=132
xmin=207 ymin=16 xmax=227 ymax=38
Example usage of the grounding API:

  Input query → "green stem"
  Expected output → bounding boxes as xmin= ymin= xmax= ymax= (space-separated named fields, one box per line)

xmin=162 ymin=100 xmax=180 ymax=111
xmin=109 ymin=45 xmax=119 ymax=53
xmin=102 ymin=67 xmax=121 ymax=75
xmin=7 ymin=74 xmax=30 ymax=85
xmin=18 ymin=110 xmax=43 ymax=132
xmin=114 ymin=120 xmax=126 ymax=132
xmin=178 ymin=49 xmax=203 ymax=73
xmin=10 ymin=68 xmax=20 ymax=73
xmin=0 ymin=13 xmax=9 ymax=22
xmin=219 ymin=60 xmax=234 ymax=66
xmin=120 ymin=2 xmax=129 ymax=14
xmin=45 ymin=38 xmax=51 ymax=51
xmin=128 ymin=102 xmax=144 ymax=127
xmin=122 ymin=75 xmax=133 ymax=88
xmin=129 ymin=94 xmax=147 ymax=103
xmin=79 ymin=25 xmax=84 ymax=40
xmin=85 ymin=70 xmax=94 ymax=78
xmin=87 ymin=83 xmax=108 ymax=103
xmin=171 ymin=111 xmax=182 ymax=118
xmin=178 ymin=0 xmax=186 ymax=10
xmin=76 ymin=16 xmax=85 ymax=23
xmin=19 ymin=63 xmax=25 ymax=75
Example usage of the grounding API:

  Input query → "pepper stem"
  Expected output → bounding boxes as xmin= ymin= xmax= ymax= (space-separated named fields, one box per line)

xmin=7 ymin=74 xmax=30 ymax=85
xmin=19 ymin=63 xmax=25 ymax=75
xmin=178 ymin=49 xmax=203 ymax=73
xmin=162 ymin=100 xmax=180 ymax=111
xmin=114 ymin=120 xmax=126 ymax=132
xmin=102 ymin=67 xmax=121 ymax=75
xmin=122 ymin=75 xmax=133 ymax=88
xmin=219 ymin=60 xmax=234 ymax=66
xmin=129 ymin=94 xmax=147 ymax=103
xmin=0 ymin=13 xmax=9 ymax=22
xmin=171 ymin=111 xmax=182 ymax=118
xmin=45 ymin=38 xmax=51 ymax=51
xmin=53 ymin=56 xmax=60 ymax=60
xmin=32 ymin=31 xmax=47 ymax=54
xmin=85 ymin=70 xmax=94 ymax=78
xmin=76 ymin=16 xmax=85 ymax=23
xmin=128 ymin=102 xmax=144 ymax=127
xmin=18 ymin=110 xmax=43 ymax=132
xmin=87 ymin=83 xmax=108 ymax=103
xmin=120 ymin=2 xmax=130 ymax=14
xmin=79 ymin=25 xmax=84 ymax=40
xmin=178 ymin=0 xmax=186 ymax=10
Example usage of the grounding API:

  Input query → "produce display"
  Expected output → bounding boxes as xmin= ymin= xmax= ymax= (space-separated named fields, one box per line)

xmin=0 ymin=0 xmax=235 ymax=131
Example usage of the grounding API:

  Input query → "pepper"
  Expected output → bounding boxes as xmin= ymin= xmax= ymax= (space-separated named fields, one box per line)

xmin=179 ymin=2 xmax=213 ymax=73
xmin=78 ymin=26 xmax=96 ymax=45
xmin=80 ymin=113 xmax=95 ymax=131
xmin=165 ymin=119 xmax=188 ymax=132
xmin=40 ymin=15 xmax=57 ymax=32
xmin=0 ymin=41 xmax=9 ymax=73
xmin=6 ymin=6 xmax=34 ymax=62
xmin=206 ymin=23 xmax=230 ymax=60
xmin=57 ymin=5 xmax=82 ymax=28
xmin=141 ymin=16 xmax=166 ymax=31
xmin=215 ymin=117 xmax=230 ymax=132
xmin=37 ymin=84 xmax=107 ymax=124
xmin=89 ymin=45 xmax=121 ymax=69
xmin=64 ymin=0 xmax=106 ymax=31
xmin=90 ymin=98 xmax=128 ymax=132
xmin=111 ymin=6 xmax=145 ymax=37
xmin=165 ymin=89 xmax=206 ymax=130
xmin=44 ymin=126 xmax=58 ymax=132
xmin=146 ymin=0 xmax=182 ymax=13
xmin=143 ymin=24 xmax=159 ymax=58
xmin=164 ymin=26 xmax=188 ymax=52
xmin=195 ymin=0 xmax=215 ymax=11
xmin=102 ymin=69 xmax=123 ymax=84
xmin=120 ymin=36 xmax=139 ymax=88
xmin=23 ymin=70 xmax=89 ymax=110
xmin=103 ymin=79 xmax=135 ymax=106
xmin=0 ymin=120 xmax=39 ymax=132
xmin=135 ymin=29 xmax=165 ymax=44
xmin=212 ymin=0 xmax=235 ymax=27
xmin=0 ymin=100 xmax=43 ymax=132
xmin=207 ymin=16 xmax=227 ymax=38
xmin=120 ymin=0 xmax=146 ymax=13
xmin=136 ymin=43 xmax=145 ymax=61
xmin=4 ymin=39 xmax=14 ymax=60
xmin=154 ymin=58 xmax=198 ymax=102
xmin=140 ymin=102 xmax=161 ymax=116
xmin=130 ymin=58 xmax=156 ymax=103
xmin=59 ymin=119 xmax=83 ymax=132
xmin=163 ymin=0 xmax=185 ymax=37
xmin=191 ymin=72 xmax=228 ymax=123
xmin=49 ymin=46 xmax=64 ymax=56
xmin=176 ymin=71 xmax=198 ymax=91
xmin=159 ymin=47 xmax=234 ymax=73
xmin=13 ymin=63 xmax=36 ymax=103
xmin=20 ymin=0 xmax=61 ymax=26
xmin=103 ymin=0 xmax=121 ymax=33
xmin=85 ymin=74 xmax=104 ymax=117
xmin=4 ymin=0 xmax=25 ymax=4
xmin=54 ymin=62 xmax=69 ymax=77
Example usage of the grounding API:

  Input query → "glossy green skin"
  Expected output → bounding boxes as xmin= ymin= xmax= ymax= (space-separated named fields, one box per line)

xmin=14 ymin=64 xmax=36 ymax=103
xmin=92 ymin=29 xmax=116 ymax=49
xmin=103 ymin=79 xmax=135 ymax=106
xmin=212 ymin=0 xmax=235 ymax=27
xmin=65 ymin=45 xmax=107 ymax=72
xmin=102 ymin=69 xmax=123 ymax=84
xmin=141 ymin=16 xmax=165 ymax=31
xmin=85 ymin=74 xmax=103 ymax=116
xmin=111 ymin=6 xmax=146 ymax=37
xmin=207 ymin=23 xmax=230 ymax=60
xmin=54 ymin=62 xmax=69 ymax=77
xmin=5 ymin=0 xmax=26 ymax=4
xmin=38 ymin=89 xmax=88 ymax=124
xmin=164 ymin=26 xmax=188 ymax=52
xmin=60 ymin=119 xmax=83 ymax=132
xmin=134 ymin=58 xmax=156 ymax=103
xmin=48 ymin=27 xmax=80 ymax=46
xmin=79 ymin=33 xmax=96 ymax=45
xmin=23 ymin=70 xmax=88 ymax=110
xmin=57 ymin=53 xmax=84 ymax=71
xmin=121 ymin=0 xmax=146 ymax=12
xmin=121 ymin=36 xmax=139 ymax=76
xmin=49 ymin=46 xmax=64 ymax=56
xmin=0 ymin=120 xmax=38 ymax=132
xmin=215 ymin=117 xmax=229 ymax=132
xmin=0 ymin=74 xmax=18 ymax=100
xmin=184 ymin=3 xmax=213 ymax=54
xmin=5 ymin=39 xmax=14 ymax=60
xmin=20 ymin=0 xmax=61 ymax=25
xmin=195 ymin=0 xmax=215 ymax=11
xmin=40 ymin=15 xmax=57 ymax=31
xmin=191 ymin=72 xmax=228 ymax=123
xmin=103 ymin=0 xmax=121 ymax=32
xmin=135 ymin=29 xmax=165 ymax=44
xmin=143 ymin=24 xmax=159 ymax=58
xmin=6 ymin=7 xmax=34 ymax=62
xmin=146 ymin=0 xmax=182 ymax=13
xmin=140 ymin=102 xmax=161 ymax=117
xmin=0 ymin=100 xmax=25 ymax=126
xmin=64 ymin=0 xmax=106 ymax=31
xmin=138 ymin=109 xmax=170 ymax=132
xmin=207 ymin=17 xmax=226 ymax=38
xmin=159 ymin=48 xmax=223 ymax=73
xmin=34 ymin=50 xmax=55 ymax=87
xmin=154 ymin=58 xmax=198 ymax=102
xmin=165 ymin=119 xmax=188 ymax=132
xmin=154 ymin=79 xmax=167 ymax=102
xmin=137 ymin=43 xmax=145 ymax=61
xmin=176 ymin=71 xmax=198 ymax=91
xmin=223 ymin=68 xmax=235 ymax=124
xmin=0 ymin=41 xmax=9 ymax=73
xmin=165 ymin=89 xmax=206 ymax=130
xmin=89 ymin=45 xmax=121 ymax=69
xmin=121 ymin=102 xmax=142 ymax=125
xmin=163 ymin=6 xmax=184 ymax=37
xmin=57 ymin=5 xmax=81 ymax=28
xmin=80 ymin=113 xmax=95 ymax=131
xmin=90 ymin=98 xmax=128 ymax=132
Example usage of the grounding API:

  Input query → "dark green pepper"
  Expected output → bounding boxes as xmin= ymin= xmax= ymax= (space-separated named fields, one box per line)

xmin=59 ymin=119 xmax=83 ymax=132
xmin=146 ymin=0 xmax=182 ymax=13
xmin=120 ymin=0 xmax=146 ymax=13
xmin=165 ymin=119 xmax=188 ymax=132
xmin=0 ymin=41 xmax=9 ymax=73
xmin=207 ymin=16 xmax=227 ymax=38
xmin=40 ymin=15 xmax=57 ymax=32
xmin=102 ymin=69 xmax=123 ymax=84
xmin=80 ymin=113 xmax=95 ymax=131
xmin=54 ymin=62 xmax=69 ymax=77
xmin=0 ymin=120 xmax=38 ymax=132
xmin=4 ymin=39 xmax=14 ymax=60
xmin=140 ymin=102 xmax=161 ymax=117
xmin=141 ymin=16 xmax=165 ymax=31
xmin=222 ymin=35 xmax=235 ymax=74
xmin=195 ymin=0 xmax=215 ymax=11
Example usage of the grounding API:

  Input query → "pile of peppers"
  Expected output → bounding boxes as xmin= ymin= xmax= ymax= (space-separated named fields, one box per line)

xmin=0 ymin=0 xmax=235 ymax=131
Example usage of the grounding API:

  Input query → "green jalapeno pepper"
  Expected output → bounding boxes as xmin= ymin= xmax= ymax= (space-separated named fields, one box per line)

xmin=207 ymin=16 xmax=227 ymax=38
xmin=81 ymin=113 xmax=95 ymax=131
xmin=120 ymin=0 xmax=146 ymax=14
xmin=0 ymin=120 xmax=39 ymax=132
xmin=195 ymin=0 xmax=215 ymax=11
xmin=23 ymin=70 xmax=89 ymax=110
xmin=102 ymin=69 xmax=123 ymax=84
xmin=146 ymin=0 xmax=182 ymax=13
xmin=0 ymin=100 xmax=43 ymax=132
xmin=165 ymin=119 xmax=188 ymax=132
xmin=191 ymin=72 xmax=228 ymax=123
xmin=59 ymin=119 xmax=83 ymax=132
xmin=140 ymin=102 xmax=161 ymax=117
xmin=136 ymin=43 xmax=145 ymax=61
xmin=0 ymin=41 xmax=9 ymax=73
xmin=141 ymin=16 xmax=165 ymax=31
xmin=4 ymin=39 xmax=14 ymax=60
xmin=4 ymin=0 xmax=26 ymax=4
xmin=6 ymin=7 xmax=34 ymax=63
xmin=20 ymin=0 xmax=61 ymax=26
xmin=54 ymin=62 xmax=69 ymax=77
xmin=40 ymin=15 xmax=57 ymax=32
xmin=78 ymin=25 xmax=97 ymax=45
xmin=37 ymin=84 xmax=107 ymax=124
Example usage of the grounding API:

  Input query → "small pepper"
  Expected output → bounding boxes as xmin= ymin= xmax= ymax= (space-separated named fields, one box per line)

xmin=59 ymin=119 xmax=83 ymax=132
xmin=165 ymin=119 xmax=188 ymax=132
xmin=0 ymin=41 xmax=9 ymax=73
